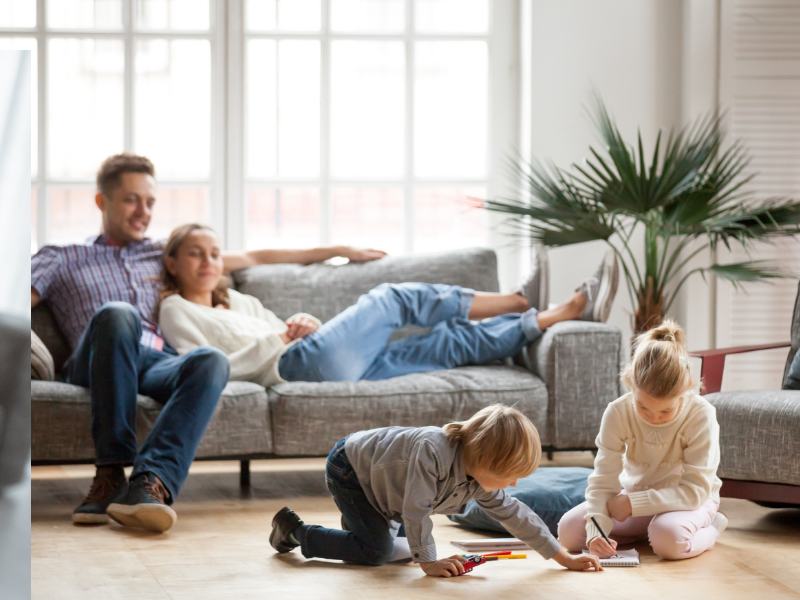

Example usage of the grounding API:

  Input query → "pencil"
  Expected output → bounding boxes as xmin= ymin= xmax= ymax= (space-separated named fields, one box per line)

xmin=590 ymin=516 xmax=614 ymax=548
xmin=484 ymin=554 xmax=527 ymax=560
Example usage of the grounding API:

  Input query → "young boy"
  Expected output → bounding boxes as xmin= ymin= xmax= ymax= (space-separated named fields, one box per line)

xmin=269 ymin=404 xmax=603 ymax=577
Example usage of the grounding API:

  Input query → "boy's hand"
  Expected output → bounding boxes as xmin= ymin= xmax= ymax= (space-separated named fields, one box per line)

xmin=420 ymin=555 xmax=468 ymax=577
xmin=606 ymin=494 xmax=633 ymax=521
xmin=552 ymin=547 xmax=603 ymax=572
xmin=588 ymin=536 xmax=618 ymax=559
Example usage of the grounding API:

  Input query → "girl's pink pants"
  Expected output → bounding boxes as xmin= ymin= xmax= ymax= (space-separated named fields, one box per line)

xmin=558 ymin=494 xmax=720 ymax=560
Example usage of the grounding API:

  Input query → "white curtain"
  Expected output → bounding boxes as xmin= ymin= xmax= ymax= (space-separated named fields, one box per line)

xmin=0 ymin=50 xmax=31 ymax=319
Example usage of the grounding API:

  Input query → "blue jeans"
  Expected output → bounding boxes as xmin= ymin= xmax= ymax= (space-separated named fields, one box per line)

xmin=296 ymin=437 xmax=396 ymax=565
xmin=63 ymin=302 xmax=230 ymax=501
xmin=279 ymin=282 xmax=541 ymax=382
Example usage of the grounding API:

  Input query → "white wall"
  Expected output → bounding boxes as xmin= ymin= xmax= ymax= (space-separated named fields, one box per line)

xmin=521 ymin=0 xmax=719 ymax=351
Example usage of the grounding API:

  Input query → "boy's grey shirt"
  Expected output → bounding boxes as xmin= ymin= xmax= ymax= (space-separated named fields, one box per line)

xmin=344 ymin=425 xmax=561 ymax=564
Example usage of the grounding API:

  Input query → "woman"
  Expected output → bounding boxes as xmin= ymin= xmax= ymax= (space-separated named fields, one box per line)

xmin=157 ymin=224 xmax=618 ymax=386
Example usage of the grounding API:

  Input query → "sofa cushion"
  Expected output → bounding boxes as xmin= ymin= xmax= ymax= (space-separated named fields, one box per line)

xmin=706 ymin=390 xmax=800 ymax=486
xmin=32 ymin=303 xmax=72 ymax=374
xmin=232 ymin=247 xmax=500 ymax=329
xmin=448 ymin=466 xmax=592 ymax=536
xmin=267 ymin=365 xmax=549 ymax=456
xmin=31 ymin=380 xmax=272 ymax=462
xmin=31 ymin=329 xmax=55 ymax=381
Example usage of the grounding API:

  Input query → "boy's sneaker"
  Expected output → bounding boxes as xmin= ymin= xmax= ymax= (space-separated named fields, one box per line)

xmin=270 ymin=507 xmax=304 ymax=553
xmin=711 ymin=512 xmax=728 ymax=535
xmin=577 ymin=250 xmax=619 ymax=323
xmin=72 ymin=465 xmax=127 ymax=525
xmin=106 ymin=472 xmax=177 ymax=533
xmin=514 ymin=244 xmax=550 ymax=311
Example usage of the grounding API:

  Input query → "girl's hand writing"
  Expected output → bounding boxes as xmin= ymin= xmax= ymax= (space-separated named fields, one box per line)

xmin=588 ymin=536 xmax=618 ymax=559
xmin=420 ymin=555 xmax=468 ymax=577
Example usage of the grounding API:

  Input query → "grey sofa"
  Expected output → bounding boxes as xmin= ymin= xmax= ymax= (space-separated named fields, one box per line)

xmin=31 ymin=248 xmax=624 ymax=484
xmin=692 ymin=278 xmax=800 ymax=506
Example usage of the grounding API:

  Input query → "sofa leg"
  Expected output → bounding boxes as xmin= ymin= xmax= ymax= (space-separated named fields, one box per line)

xmin=547 ymin=451 xmax=554 ymax=461
xmin=240 ymin=460 xmax=251 ymax=488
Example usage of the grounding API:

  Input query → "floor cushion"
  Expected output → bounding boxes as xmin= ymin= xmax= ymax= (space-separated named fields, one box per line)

xmin=448 ymin=466 xmax=592 ymax=536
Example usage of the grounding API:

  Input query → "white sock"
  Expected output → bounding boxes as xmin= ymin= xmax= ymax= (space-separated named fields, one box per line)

xmin=711 ymin=512 xmax=728 ymax=536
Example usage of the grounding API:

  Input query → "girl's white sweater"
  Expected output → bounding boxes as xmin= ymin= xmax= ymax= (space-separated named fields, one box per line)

xmin=584 ymin=392 xmax=722 ymax=544
xmin=158 ymin=290 xmax=321 ymax=388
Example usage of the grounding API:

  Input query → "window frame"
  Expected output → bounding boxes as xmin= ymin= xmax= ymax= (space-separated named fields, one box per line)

xmin=9 ymin=0 xmax=521 ymax=281
xmin=1 ymin=0 xmax=224 ymax=249
xmin=231 ymin=0 xmax=507 ymax=254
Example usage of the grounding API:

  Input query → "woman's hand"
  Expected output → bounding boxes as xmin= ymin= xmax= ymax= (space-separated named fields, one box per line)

xmin=606 ymin=494 xmax=633 ymax=522
xmin=552 ymin=547 xmax=603 ymax=572
xmin=285 ymin=315 xmax=319 ymax=341
xmin=339 ymin=246 xmax=387 ymax=263
xmin=419 ymin=555 xmax=468 ymax=577
xmin=588 ymin=536 xmax=618 ymax=559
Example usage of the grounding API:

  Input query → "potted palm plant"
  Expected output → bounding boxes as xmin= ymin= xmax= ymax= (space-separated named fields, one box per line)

xmin=481 ymin=96 xmax=800 ymax=334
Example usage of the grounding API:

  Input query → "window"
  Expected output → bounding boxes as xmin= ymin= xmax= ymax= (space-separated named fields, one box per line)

xmin=3 ymin=0 xmax=219 ymax=248
xmin=241 ymin=0 xmax=492 ymax=254
xmin=8 ymin=0 xmax=512 ymax=254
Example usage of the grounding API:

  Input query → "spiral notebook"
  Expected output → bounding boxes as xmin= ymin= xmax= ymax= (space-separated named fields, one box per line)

xmin=582 ymin=548 xmax=639 ymax=567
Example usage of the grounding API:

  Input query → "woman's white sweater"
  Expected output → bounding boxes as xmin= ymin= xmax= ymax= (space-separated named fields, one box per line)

xmin=584 ymin=392 xmax=722 ymax=544
xmin=158 ymin=290 xmax=321 ymax=388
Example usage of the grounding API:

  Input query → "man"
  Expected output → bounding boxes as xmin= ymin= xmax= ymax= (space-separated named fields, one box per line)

xmin=31 ymin=153 xmax=385 ymax=533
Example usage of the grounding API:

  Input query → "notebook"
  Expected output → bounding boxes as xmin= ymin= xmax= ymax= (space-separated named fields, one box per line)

xmin=582 ymin=548 xmax=639 ymax=567
xmin=451 ymin=538 xmax=531 ymax=552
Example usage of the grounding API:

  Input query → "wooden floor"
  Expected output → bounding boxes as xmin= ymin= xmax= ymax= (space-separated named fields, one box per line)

xmin=32 ymin=452 xmax=800 ymax=600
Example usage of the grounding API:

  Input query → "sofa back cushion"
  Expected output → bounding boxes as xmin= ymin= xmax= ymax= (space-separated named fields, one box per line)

xmin=32 ymin=304 xmax=72 ymax=375
xmin=786 ymin=278 xmax=800 ymax=385
xmin=232 ymin=247 xmax=500 ymax=324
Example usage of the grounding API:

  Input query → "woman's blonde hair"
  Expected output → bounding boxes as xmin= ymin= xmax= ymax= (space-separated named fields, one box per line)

xmin=443 ymin=404 xmax=541 ymax=478
xmin=621 ymin=319 xmax=695 ymax=399
xmin=158 ymin=223 xmax=230 ymax=315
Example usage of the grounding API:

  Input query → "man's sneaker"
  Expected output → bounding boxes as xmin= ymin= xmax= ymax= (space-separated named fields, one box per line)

xmin=514 ymin=244 xmax=550 ymax=311
xmin=270 ymin=507 xmax=304 ymax=553
xmin=577 ymin=250 xmax=619 ymax=323
xmin=106 ymin=472 xmax=177 ymax=533
xmin=72 ymin=466 xmax=127 ymax=525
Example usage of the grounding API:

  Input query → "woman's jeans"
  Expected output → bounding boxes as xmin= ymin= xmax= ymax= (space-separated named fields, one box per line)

xmin=279 ymin=282 xmax=541 ymax=382
xmin=295 ymin=437 xmax=397 ymax=565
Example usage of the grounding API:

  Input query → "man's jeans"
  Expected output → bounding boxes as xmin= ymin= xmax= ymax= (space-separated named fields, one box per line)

xmin=279 ymin=282 xmax=541 ymax=382
xmin=296 ymin=436 xmax=396 ymax=565
xmin=63 ymin=302 xmax=230 ymax=501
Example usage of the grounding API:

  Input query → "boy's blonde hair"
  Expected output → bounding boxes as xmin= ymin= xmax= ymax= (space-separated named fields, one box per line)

xmin=621 ymin=319 xmax=695 ymax=399
xmin=443 ymin=404 xmax=541 ymax=478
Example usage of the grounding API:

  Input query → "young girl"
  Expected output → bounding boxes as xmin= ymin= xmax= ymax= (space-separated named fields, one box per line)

xmin=557 ymin=321 xmax=727 ymax=560
xmin=270 ymin=405 xmax=603 ymax=576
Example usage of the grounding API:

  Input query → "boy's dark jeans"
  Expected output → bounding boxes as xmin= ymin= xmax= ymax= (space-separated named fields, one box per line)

xmin=297 ymin=437 xmax=397 ymax=566
xmin=62 ymin=302 xmax=230 ymax=501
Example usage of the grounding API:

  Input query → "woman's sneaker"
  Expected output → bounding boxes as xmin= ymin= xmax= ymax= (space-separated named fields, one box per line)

xmin=577 ymin=250 xmax=619 ymax=323
xmin=515 ymin=244 xmax=550 ymax=311
xmin=106 ymin=472 xmax=177 ymax=533
xmin=72 ymin=465 xmax=128 ymax=525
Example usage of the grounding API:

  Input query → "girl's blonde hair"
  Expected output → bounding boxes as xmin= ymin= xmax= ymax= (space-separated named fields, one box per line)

xmin=621 ymin=319 xmax=695 ymax=399
xmin=443 ymin=404 xmax=541 ymax=478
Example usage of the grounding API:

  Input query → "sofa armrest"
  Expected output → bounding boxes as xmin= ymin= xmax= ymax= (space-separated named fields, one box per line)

xmin=690 ymin=342 xmax=791 ymax=394
xmin=518 ymin=321 xmax=623 ymax=450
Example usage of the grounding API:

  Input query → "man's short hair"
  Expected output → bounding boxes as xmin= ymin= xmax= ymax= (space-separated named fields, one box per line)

xmin=96 ymin=153 xmax=155 ymax=198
